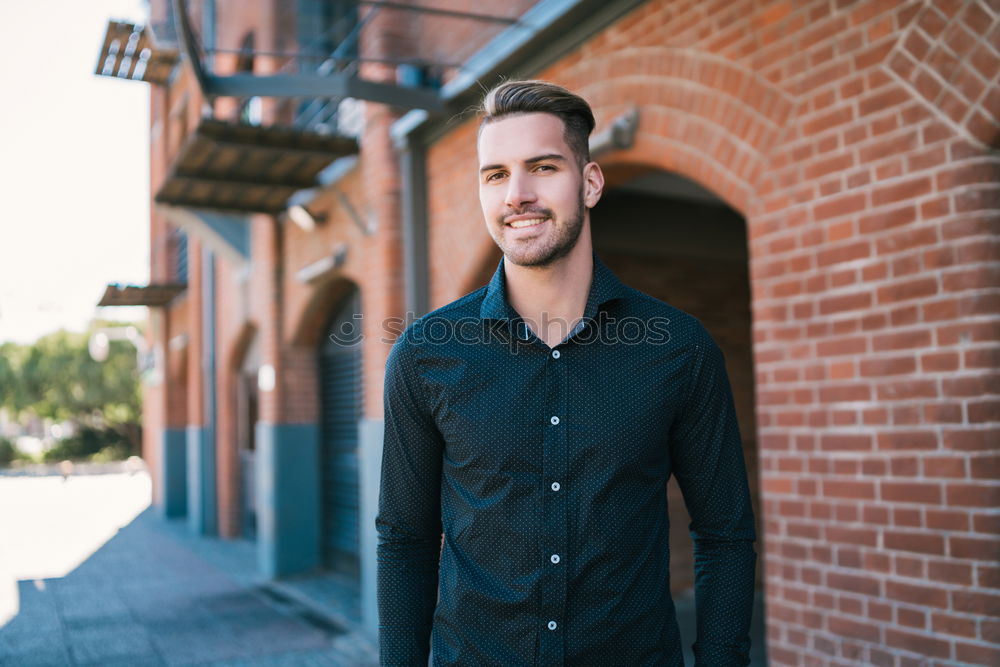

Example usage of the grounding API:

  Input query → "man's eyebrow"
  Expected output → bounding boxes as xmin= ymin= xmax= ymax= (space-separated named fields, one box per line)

xmin=479 ymin=154 xmax=568 ymax=174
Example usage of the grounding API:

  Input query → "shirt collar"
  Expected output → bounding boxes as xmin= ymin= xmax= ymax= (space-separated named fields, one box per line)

xmin=479 ymin=252 xmax=629 ymax=322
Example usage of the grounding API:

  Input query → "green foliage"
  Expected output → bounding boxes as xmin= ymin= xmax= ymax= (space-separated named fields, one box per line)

xmin=42 ymin=424 xmax=138 ymax=463
xmin=1 ymin=323 xmax=143 ymax=464
xmin=0 ymin=437 xmax=16 ymax=467
xmin=0 ymin=436 xmax=35 ymax=466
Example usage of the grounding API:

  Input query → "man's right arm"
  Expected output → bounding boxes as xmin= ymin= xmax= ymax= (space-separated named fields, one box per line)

xmin=376 ymin=330 xmax=444 ymax=666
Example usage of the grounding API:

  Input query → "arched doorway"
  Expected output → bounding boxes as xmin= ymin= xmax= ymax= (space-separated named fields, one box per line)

xmin=318 ymin=287 xmax=363 ymax=576
xmin=591 ymin=166 xmax=764 ymax=663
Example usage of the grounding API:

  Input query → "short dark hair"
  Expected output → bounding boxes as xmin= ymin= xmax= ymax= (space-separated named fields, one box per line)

xmin=479 ymin=80 xmax=596 ymax=167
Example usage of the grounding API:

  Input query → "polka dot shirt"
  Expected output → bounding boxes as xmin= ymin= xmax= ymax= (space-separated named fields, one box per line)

xmin=377 ymin=254 xmax=757 ymax=666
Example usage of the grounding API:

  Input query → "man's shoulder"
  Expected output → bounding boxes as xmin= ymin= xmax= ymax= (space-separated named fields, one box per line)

xmin=392 ymin=286 xmax=489 ymax=349
xmin=617 ymin=285 xmax=713 ymax=343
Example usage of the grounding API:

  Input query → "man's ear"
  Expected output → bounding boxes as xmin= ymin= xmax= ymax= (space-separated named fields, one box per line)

xmin=583 ymin=161 xmax=605 ymax=209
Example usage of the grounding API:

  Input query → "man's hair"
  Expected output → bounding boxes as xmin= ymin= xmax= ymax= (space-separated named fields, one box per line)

xmin=479 ymin=80 xmax=596 ymax=167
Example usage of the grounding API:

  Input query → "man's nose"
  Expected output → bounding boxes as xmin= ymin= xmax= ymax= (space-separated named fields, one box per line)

xmin=504 ymin=171 xmax=537 ymax=210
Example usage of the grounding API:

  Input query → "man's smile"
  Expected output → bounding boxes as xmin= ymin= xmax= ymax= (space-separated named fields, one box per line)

xmin=507 ymin=217 xmax=547 ymax=229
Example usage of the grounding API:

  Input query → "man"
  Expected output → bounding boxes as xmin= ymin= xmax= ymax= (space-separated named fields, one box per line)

xmin=377 ymin=80 xmax=757 ymax=666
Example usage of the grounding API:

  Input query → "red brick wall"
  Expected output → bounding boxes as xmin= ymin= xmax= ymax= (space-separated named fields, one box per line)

xmin=421 ymin=1 xmax=1000 ymax=664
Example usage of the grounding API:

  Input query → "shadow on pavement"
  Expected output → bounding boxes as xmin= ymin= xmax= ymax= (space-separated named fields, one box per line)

xmin=0 ymin=507 xmax=377 ymax=666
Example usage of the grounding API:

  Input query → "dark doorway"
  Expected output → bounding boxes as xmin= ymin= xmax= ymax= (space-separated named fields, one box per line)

xmin=318 ymin=288 xmax=363 ymax=577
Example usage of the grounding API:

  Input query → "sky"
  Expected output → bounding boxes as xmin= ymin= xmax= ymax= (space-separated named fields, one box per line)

xmin=0 ymin=0 xmax=151 ymax=344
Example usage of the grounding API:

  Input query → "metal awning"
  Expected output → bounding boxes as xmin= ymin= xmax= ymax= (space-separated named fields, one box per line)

xmin=98 ymin=283 xmax=186 ymax=307
xmin=154 ymin=119 xmax=358 ymax=214
xmin=172 ymin=0 xmax=524 ymax=113
xmin=95 ymin=20 xmax=179 ymax=85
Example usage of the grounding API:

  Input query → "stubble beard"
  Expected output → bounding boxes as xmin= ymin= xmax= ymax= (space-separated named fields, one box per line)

xmin=495 ymin=188 xmax=587 ymax=268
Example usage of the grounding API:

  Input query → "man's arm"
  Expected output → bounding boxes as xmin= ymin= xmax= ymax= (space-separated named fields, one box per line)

xmin=376 ymin=330 xmax=444 ymax=666
xmin=669 ymin=325 xmax=758 ymax=667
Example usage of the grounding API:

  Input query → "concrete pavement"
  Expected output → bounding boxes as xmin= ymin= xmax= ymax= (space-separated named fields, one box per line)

xmin=0 ymin=472 xmax=377 ymax=666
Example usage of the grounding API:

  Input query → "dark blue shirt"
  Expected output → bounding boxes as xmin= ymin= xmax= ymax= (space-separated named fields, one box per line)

xmin=377 ymin=254 xmax=757 ymax=666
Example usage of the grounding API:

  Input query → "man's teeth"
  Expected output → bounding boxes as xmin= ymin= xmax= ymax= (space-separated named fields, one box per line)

xmin=508 ymin=218 xmax=546 ymax=229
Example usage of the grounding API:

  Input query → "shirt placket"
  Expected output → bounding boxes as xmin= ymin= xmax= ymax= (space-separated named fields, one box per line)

xmin=538 ymin=342 xmax=569 ymax=666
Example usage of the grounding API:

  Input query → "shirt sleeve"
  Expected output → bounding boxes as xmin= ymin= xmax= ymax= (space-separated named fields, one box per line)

xmin=376 ymin=328 xmax=444 ymax=666
xmin=669 ymin=324 xmax=758 ymax=667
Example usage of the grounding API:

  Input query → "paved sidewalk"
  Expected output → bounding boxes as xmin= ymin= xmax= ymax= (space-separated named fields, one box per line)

xmin=0 ymin=473 xmax=377 ymax=666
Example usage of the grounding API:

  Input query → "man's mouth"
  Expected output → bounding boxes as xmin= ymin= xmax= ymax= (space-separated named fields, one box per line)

xmin=507 ymin=217 xmax=547 ymax=229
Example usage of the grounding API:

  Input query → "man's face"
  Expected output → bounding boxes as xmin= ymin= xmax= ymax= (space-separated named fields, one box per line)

xmin=477 ymin=112 xmax=601 ymax=267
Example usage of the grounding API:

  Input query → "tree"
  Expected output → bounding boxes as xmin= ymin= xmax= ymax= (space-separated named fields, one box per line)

xmin=0 ymin=323 xmax=143 ymax=461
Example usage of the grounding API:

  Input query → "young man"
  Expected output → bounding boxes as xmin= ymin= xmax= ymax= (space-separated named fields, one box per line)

xmin=377 ymin=80 xmax=757 ymax=666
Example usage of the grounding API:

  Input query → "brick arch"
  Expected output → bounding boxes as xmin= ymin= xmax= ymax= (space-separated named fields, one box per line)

xmin=288 ymin=277 xmax=361 ymax=349
xmin=551 ymin=46 xmax=796 ymax=217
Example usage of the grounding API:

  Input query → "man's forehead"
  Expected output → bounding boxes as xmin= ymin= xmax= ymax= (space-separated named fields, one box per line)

xmin=477 ymin=112 xmax=570 ymax=164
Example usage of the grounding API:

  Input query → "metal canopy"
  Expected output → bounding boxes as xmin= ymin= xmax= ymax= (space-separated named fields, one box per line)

xmin=154 ymin=119 xmax=359 ymax=214
xmin=95 ymin=20 xmax=179 ymax=85
xmin=172 ymin=0 xmax=522 ymax=113
xmin=99 ymin=283 xmax=186 ymax=307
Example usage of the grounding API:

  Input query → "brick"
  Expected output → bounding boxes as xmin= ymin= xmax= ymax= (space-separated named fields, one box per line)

xmin=931 ymin=612 xmax=977 ymax=637
xmin=922 ymin=454 xmax=966 ymax=477
xmin=884 ymin=530 xmax=945 ymax=556
xmin=881 ymin=480 xmax=942 ymax=504
xmin=821 ymin=433 xmax=872 ymax=451
xmin=858 ymin=204 xmax=916 ymax=234
xmin=970 ymin=455 xmax=1000 ymax=480
xmin=889 ymin=455 xmax=919 ymax=476
xmin=885 ymin=580 xmax=949 ymax=609
xmin=927 ymin=509 xmax=970 ymax=531
xmin=944 ymin=428 xmax=1000 ymax=451
xmin=968 ymin=399 xmax=1000 ymax=422
xmin=876 ymin=379 xmax=937 ymax=400
xmin=952 ymin=589 xmax=1000 ymax=616
xmin=920 ymin=352 xmax=959 ymax=373
xmin=956 ymin=642 xmax=1000 ymax=667
xmin=827 ymin=525 xmax=879 ymax=547
xmin=950 ymin=535 xmax=1000 ymax=561
xmin=814 ymin=192 xmax=867 ymax=222
xmin=828 ymin=614 xmax=880 ymax=643
xmin=895 ymin=554 xmax=925 ymax=578
xmin=927 ymin=560 xmax=973 ymax=586
xmin=828 ymin=571 xmax=880 ymax=595
xmin=876 ymin=277 xmax=938 ymax=304
xmin=896 ymin=605 xmax=925 ymax=629
xmin=946 ymin=482 xmax=1000 ymax=508
xmin=979 ymin=564 xmax=1000 ymax=589
xmin=872 ymin=329 xmax=932 ymax=351
xmin=823 ymin=479 xmax=876 ymax=500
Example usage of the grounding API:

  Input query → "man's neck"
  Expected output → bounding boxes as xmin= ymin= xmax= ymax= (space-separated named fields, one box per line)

xmin=503 ymin=232 xmax=594 ymax=348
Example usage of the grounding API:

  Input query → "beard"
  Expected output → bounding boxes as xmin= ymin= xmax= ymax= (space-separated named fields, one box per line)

xmin=493 ymin=187 xmax=587 ymax=268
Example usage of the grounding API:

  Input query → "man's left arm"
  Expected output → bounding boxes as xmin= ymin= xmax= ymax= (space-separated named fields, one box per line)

xmin=669 ymin=325 xmax=757 ymax=667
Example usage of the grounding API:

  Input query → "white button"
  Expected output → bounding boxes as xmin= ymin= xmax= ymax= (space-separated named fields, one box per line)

xmin=550 ymin=416 xmax=560 ymax=425
xmin=550 ymin=554 xmax=560 ymax=564
xmin=551 ymin=350 xmax=561 ymax=359
xmin=547 ymin=620 xmax=558 ymax=631
xmin=551 ymin=482 xmax=560 ymax=491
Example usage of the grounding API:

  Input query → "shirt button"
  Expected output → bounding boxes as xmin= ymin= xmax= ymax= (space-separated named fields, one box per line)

xmin=550 ymin=554 xmax=560 ymax=564
xmin=551 ymin=349 xmax=560 ymax=359
xmin=550 ymin=482 xmax=560 ymax=491
xmin=550 ymin=415 xmax=560 ymax=425
xmin=547 ymin=621 xmax=558 ymax=631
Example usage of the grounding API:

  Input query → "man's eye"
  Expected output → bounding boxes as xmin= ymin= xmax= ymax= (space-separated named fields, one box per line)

xmin=535 ymin=165 xmax=555 ymax=173
xmin=486 ymin=172 xmax=506 ymax=182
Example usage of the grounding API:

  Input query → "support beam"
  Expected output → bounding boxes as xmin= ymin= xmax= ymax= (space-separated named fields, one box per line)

xmin=204 ymin=73 xmax=447 ymax=112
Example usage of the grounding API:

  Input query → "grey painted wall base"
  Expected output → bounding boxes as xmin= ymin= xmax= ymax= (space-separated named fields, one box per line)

xmin=161 ymin=428 xmax=188 ymax=518
xmin=358 ymin=417 xmax=384 ymax=640
xmin=256 ymin=422 xmax=320 ymax=578
xmin=186 ymin=425 xmax=217 ymax=535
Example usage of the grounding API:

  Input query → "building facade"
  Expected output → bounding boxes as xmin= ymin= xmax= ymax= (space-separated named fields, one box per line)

xmin=97 ymin=0 xmax=999 ymax=664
